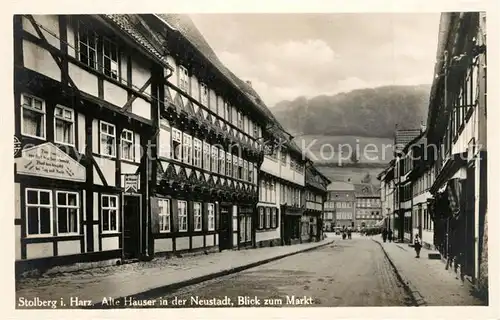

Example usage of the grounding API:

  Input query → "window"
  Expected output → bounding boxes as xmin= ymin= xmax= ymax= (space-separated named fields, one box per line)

xmin=100 ymin=121 xmax=116 ymax=157
xmin=208 ymin=203 xmax=215 ymax=231
xmin=56 ymin=191 xmax=79 ymax=235
xmin=54 ymin=105 xmax=74 ymax=145
xmin=194 ymin=202 xmax=202 ymax=231
xmin=224 ymin=103 xmax=231 ymax=122
xmin=219 ymin=149 xmax=225 ymax=175
xmin=172 ymin=128 xmax=182 ymax=160
xmin=178 ymin=200 xmax=187 ymax=232
xmin=243 ymin=115 xmax=248 ymax=134
xmin=265 ymin=208 xmax=271 ymax=228
xmin=259 ymin=208 xmax=264 ymax=228
xmin=248 ymin=120 xmax=253 ymax=138
xmin=203 ymin=142 xmax=211 ymax=171
xmin=102 ymin=37 xmax=118 ymax=79
xmin=211 ymin=146 xmax=219 ymax=173
xmin=226 ymin=152 xmax=232 ymax=177
xmin=182 ymin=134 xmax=192 ymax=165
xmin=243 ymin=161 xmax=248 ymax=181
xmin=158 ymin=198 xmax=171 ymax=233
xmin=77 ymin=21 xmax=97 ymax=69
xmin=248 ymin=163 xmax=254 ymax=183
xmin=26 ymin=189 xmax=52 ymax=236
xmin=121 ymin=129 xmax=134 ymax=161
xmin=237 ymin=111 xmax=243 ymax=130
xmin=200 ymin=83 xmax=209 ymax=107
xmin=193 ymin=138 xmax=202 ymax=168
xmin=237 ymin=158 xmax=243 ymax=180
xmin=179 ymin=66 xmax=190 ymax=93
xmin=21 ymin=94 xmax=46 ymax=139
xmin=272 ymin=208 xmax=277 ymax=228
xmin=101 ymin=195 xmax=119 ymax=233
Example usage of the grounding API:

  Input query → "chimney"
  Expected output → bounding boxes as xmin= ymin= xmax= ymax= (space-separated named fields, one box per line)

xmin=246 ymin=80 xmax=252 ymax=87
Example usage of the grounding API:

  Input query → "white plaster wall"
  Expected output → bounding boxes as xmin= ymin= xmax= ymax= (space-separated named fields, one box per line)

xmin=23 ymin=41 xmax=61 ymax=82
xmin=57 ymin=240 xmax=81 ymax=256
xmin=102 ymin=236 xmax=119 ymax=251
xmin=26 ymin=243 xmax=53 ymax=259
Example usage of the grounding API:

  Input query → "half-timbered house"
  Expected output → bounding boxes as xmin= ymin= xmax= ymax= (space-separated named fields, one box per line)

xmin=303 ymin=164 xmax=330 ymax=242
xmin=14 ymin=14 xmax=173 ymax=273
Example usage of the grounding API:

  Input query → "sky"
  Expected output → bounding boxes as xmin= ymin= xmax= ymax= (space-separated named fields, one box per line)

xmin=190 ymin=13 xmax=441 ymax=107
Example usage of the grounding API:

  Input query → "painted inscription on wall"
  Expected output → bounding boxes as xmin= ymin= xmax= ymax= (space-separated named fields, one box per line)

xmin=15 ymin=142 xmax=86 ymax=182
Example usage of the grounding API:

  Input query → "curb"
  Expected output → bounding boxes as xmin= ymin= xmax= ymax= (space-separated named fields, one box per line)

xmin=90 ymin=239 xmax=335 ymax=308
xmin=371 ymin=238 xmax=426 ymax=307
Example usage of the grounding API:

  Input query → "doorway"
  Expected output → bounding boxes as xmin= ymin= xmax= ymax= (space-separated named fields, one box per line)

xmin=123 ymin=194 xmax=141 ymax=259
xmin=219 ymin=205 xmax=232 ymax=250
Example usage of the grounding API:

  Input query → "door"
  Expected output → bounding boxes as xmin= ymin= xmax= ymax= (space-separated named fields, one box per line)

xmin=123 ymin=195 xmax=141 ymax=259
xmin=219 ymin=205 xmax=232 ymax=250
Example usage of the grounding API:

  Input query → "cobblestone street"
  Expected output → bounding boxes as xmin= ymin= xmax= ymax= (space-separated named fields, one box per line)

xmin=149 ymin=235 xmax=414 ymax=307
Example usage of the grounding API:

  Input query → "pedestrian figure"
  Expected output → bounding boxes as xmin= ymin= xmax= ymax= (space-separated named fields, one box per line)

xmin=347 ymin=228 xmax=352 ymax=239
xmin=414 ymin=234 xmax=422 ymax=258
xmin=388 ymin=229 xmax=393 ymax=242
xmin=382 ymin=228 xmax=388 ymax=242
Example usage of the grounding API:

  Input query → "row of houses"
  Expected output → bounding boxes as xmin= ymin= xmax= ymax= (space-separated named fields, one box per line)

xmin=13 ymin=14 xmax=330 ymax=274
xmin=378 ymin=12 xmax=487 ymax=297
xmin=322 ymin=181 xmax=383 ymax=231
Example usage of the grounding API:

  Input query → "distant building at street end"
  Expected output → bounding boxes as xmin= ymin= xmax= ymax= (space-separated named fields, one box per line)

xmin=354 ymin=184 xmax=382 ymax=230
xmin=324 ymin=181 xmax=355 ymax=230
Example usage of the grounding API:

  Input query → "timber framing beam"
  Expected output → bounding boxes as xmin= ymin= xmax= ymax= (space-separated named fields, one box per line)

xmin=122 ymin=76 xmax=153 ymax=111
xmin=25 ymin=14 xmax=109 ymax=187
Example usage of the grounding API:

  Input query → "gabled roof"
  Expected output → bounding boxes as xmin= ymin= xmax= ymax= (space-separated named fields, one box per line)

xmin=394 ymin=129 xmax=423 ymax=154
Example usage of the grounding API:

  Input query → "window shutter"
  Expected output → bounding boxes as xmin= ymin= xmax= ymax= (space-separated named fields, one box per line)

xmin=150 ymin=197 xmax=160 ymax=234
xmin=171 ymin=199 xmax=179 ymax=232
xmin=203 ymin=203 xmax=209 ymax=231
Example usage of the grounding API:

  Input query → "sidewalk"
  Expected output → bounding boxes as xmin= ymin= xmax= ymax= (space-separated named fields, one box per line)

xmin=16 ymin=238 xmax=334 ymax=307
xmin=372 ymin=237 xmax=485 ymax=306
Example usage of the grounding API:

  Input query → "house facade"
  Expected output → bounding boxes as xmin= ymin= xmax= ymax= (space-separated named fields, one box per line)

xmin=14 ymin=14 xmax=176 ymax=273
xmin=354 ymin=184 xmax=382 ymax=230
xmin=425 ymin=12 xmax=487 ymax=292
xmin=14 ymin=13 xmax=297 ymax=274
xmin=303 ymin=164 xmax=330 ymax=242
xmin=325 ymin=181 xmax=356 ymax=230
xmin=377 ymin=160 xmax=395 ymax=230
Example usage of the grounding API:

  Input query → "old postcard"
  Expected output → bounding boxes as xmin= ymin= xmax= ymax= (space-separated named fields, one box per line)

xmin=5 ymin=1 xmax=497 ymax=319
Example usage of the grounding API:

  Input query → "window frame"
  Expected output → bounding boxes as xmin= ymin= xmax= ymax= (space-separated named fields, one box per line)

xmin=182 ymin=133 xmax=193 ymax=165
xmin=99 ymin=120 xmax=117 ymax=158
xmin=193 ymin=202 xmax=202 ymax=231
xmin=203 ymin=142 xmax=211 ymax=171
xmin=179 ymin=65 xmax=190 ymax=93
xmin=55 ymin=190 xmax=80 ymax=236
xmin=158 ymin=198 xmax=171 ymax=233
xmin=120 ymin=128 xmax=135 ymax=161
xmin=172 ymin=128 xmax=182 ymax=161
xmin=101 ymin=194 xmax=119 ymax=234
xmin=25 ymin=188 xmax=53 ymax=237
xmin=193 ymin=138 xmax=202 ymax=168
xmin=54 ymin=104 xmax=75 ymax=146
xmin=177 ymin=200 xmax=188 ymax=232
xmin=200 ymin=82 xmax=209 ymax=107
xmin=207 ymin=203 xmax=215 ymax=231
xmin=259 ymin=207 xmax=264 ymax=229
xmin=21 ymin=93 xmax=46 ymax=140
